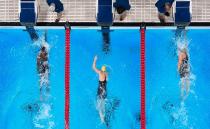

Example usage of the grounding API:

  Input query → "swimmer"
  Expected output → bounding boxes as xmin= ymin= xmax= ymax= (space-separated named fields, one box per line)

xmin=155 ymin=0 xmax=174 ymax=23
xmin=37 ymin=46 xmax=49 ymax=75
xmin=92 ymin=55 xmax=108 ymax=99
xmin=92 ymin=55 xmax=108 ymax=123
xmin=178 ymin=48 xmax=190 ymax=100
xmin=37 ymin=46 xmax=49 ymax=100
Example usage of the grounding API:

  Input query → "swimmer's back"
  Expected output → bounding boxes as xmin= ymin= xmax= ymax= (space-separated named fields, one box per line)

xmin=99 ymin=71 xmax=107 ymax=82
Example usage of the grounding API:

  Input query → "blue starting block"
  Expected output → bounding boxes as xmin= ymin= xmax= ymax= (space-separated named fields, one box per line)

xmin=96 ymin=0 xmax=114 ymax=26
xmin=19 ymin=0 xmax=37 ymax=26
xmin=173 ymin=0 xmax=192 ymax=27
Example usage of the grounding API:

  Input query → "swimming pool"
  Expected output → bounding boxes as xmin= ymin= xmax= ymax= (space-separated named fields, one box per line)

xmin=0 ymin=27 xmax=140 ymax=129
xmin=146 ymin=28 xmax=210 ymax=129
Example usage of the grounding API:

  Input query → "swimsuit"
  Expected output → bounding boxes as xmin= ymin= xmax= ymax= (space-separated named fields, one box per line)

xmin=39 ymin=61 xmax=49 ymax=74
xmin=179 ymin=56 xmax=189 ymax=78
xmin=97 ymin=77 xmax=107 ymax=99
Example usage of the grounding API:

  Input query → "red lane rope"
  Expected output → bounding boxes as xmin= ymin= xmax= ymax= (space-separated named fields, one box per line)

xmin=140 ymin=27 xmax=146 ymax=129
xmin=65 ymin=25 xmax=70 ymax=129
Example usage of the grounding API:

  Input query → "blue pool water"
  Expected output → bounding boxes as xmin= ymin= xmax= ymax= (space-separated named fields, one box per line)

xmin=71 ymin=28 xmax=140 ymax=129
xmin=146 ymin=28 xmax=210 ymax=129
xmin=0 ymin=28 xmax=140 ymax=129
xmin=0 ymin=28 xmax=65 ymax=129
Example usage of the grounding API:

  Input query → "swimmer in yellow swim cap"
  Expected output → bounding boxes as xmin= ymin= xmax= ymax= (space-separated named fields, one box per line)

xmin=92 ymin=55 xmax=107 ymax=98
xmin=101 ymin=66 xmax=106 ymax=72
xmin=92 ymin=55 xmax=108 ymax=123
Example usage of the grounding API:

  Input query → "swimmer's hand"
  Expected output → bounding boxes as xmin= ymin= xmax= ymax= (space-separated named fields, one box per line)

xmin=94 ymin=55 xmax=98 ymax=61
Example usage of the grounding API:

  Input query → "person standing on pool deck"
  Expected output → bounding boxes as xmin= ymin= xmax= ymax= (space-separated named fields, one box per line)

xmin=46 ymin=0 xmax=64 ymax=23
xmin=178 ymin=48 xmax=190 ymax=100
xmin=37 ymin=46 xmax=49 ymax=100
xmin=92 ymin=55 xmax=108 ymax=123
xmin=155 ymin=0 xmax=174 ymax=23
xmin=113 ymin=0 xmax=131 ymax=21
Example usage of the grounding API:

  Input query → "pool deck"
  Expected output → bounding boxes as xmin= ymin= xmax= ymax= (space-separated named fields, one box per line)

xmin=0 ymin=0 xmax=210 ymax=23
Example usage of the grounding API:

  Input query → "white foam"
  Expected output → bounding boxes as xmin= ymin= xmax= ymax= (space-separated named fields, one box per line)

xmin=32 ymin=32 xmax=50 ymax=52
xmin=33 ymin=103 xmax=55 ymax=129
xmin=96 ymin=99 xmax=106 ymax=123
xmin=172 ymin=102 xmax=188 ymax=126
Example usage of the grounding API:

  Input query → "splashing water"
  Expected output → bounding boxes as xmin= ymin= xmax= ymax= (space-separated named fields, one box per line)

xmin=171 ymin=102 xmax=194 ymax=129
xmin=39 ymin=69 xmax=49 ymax=88
xmin=170 ymin=29 xmax=195 ymax=128
xmin=33 ymin=31 xmax=54 ymax=128
xmin=33 ymin=103 xmax=55 ymax=129
xmin=96 ymin=97 xmax=120 ymax=128
xmin=96 ymin=98 xmax=106 ymax=124
xmin=33 ymin=31 xmax=50 ymax=52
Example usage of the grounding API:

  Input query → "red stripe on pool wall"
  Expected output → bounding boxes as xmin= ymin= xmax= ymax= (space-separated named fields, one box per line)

xmin=140 ymin=27 xmax=146 ymax=129
xmin=65 ymin=25 xmax=70 ymax=129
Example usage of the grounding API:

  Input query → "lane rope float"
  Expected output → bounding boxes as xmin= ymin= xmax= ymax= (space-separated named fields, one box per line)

xmin=140 ymin=26 xmax=146 ymax=129
xmin=65 ymin=22 xmax=70 ymax=129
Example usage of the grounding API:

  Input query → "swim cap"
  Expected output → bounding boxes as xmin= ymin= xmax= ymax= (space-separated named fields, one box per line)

xmin=101 ymin=66 xmax=106 ymax=72
xmin=180 ymin=48 xmax=187 ymax=53
xmin=41 ymin=46 xmax=46 ymax=51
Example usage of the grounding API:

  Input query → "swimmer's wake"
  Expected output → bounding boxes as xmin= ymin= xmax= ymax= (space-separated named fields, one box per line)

xmin=22 ymin=100 xmax=55 ymax=129
xmin=162 ymin=101 xmax=193 ymax=129
xmin=97 ymin=97 xmax=120 ymax=128
xmin=37 ymin=30 xmax=50 ymax=101
xmin=175 ymin=29 xmax=195 ymax=101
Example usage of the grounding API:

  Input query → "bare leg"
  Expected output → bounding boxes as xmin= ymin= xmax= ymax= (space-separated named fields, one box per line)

xmin=45 ymin=70 xmax=50 ymax=92
xmin=40 ymin=86 xmax=43 ymax=101
xmin=182 ymin=78 xmax=190 ymax=100
xmin=181 ymin=79 xmax=184 ymax=100
xmin=119 ymin=11 xmax=127 ymax=21
xmin=158 ymin=13 xmax=165 ymax=23
xmin=39 ymin=74 xmax=44 ymax=101
xmin=56 ymin=12 xmax=63 ymax=22
xmin=97 ymin=99 xmax=105 ymax=123
xmin=185 ymin=78 xmax=190 ymax=98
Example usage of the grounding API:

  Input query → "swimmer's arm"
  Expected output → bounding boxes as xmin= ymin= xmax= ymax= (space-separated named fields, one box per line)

xmin=37 ymin=55 xmax=41 ymax=71
xmin=178 ymin=55 xmax=182 ymax=71
xmin=92 ymin=56 xmax=100 ymax=74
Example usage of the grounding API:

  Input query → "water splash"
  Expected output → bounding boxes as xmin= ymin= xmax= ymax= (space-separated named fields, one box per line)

xmin=96 ymin=98 xmax=106 ymax=124
xmin=33 ymin=103 xmax=55 ymax=129
xmin=171 ymin=102 xmax=193 ymax=129
xmin=32 ymin=32 xmax=50 ymax=52
xmin=96 ymin=97 xmax=120 ymax=128
xmin=39 ymin=70 xmax=49 ymax=86
xmin=162 ymin=101 xmax=194 ymax=129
